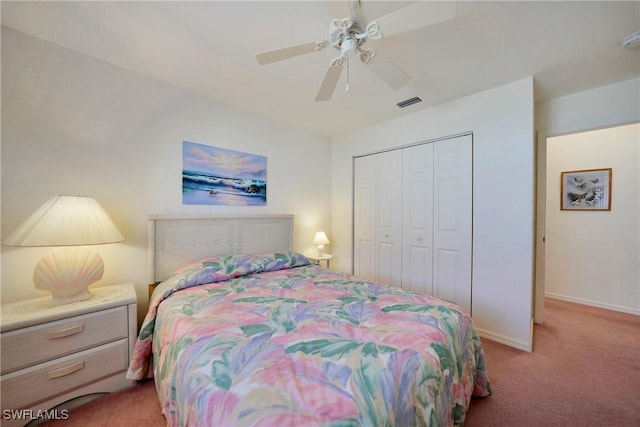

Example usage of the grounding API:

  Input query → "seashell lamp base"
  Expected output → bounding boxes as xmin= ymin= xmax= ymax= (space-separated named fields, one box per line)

xmin=49 ymin=288 xmax=93 ymax=307
xmin=33 ymin=247 xmax=105 ymax=307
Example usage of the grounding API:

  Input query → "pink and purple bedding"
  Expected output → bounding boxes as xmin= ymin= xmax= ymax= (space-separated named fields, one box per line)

xmin=127 ymin=251 xmax=491 ymax=426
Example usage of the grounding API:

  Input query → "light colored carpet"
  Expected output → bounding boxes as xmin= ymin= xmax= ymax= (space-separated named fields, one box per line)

xmin=464 ymin=298 xmax=640 ymax=426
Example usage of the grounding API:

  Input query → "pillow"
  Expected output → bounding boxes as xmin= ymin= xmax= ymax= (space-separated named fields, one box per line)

xmin=170 ymin=251 xmax=312 ymax=288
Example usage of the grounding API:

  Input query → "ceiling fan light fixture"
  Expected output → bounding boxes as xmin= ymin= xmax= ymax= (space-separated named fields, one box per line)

xmin=341 ymin=37 xmax=359 ymax=57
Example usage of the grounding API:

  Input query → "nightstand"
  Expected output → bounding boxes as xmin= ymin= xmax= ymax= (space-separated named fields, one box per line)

xmin=0 ymin=284 xmax=137 ymax=426
xmin=307 ymin=254 xmax=333 ymax=268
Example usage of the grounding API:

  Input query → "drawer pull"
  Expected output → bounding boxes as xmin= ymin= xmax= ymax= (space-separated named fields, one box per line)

xmin=48 ymin=361 xmax=85 ymax=379
xmin=47 ymin=324 xmax=84 ymax=339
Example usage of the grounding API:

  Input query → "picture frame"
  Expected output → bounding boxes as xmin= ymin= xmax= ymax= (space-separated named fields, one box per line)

xmin=560 ymin=168 xmax=612 ymax=211
xmin=182 ymin=141 xmax=267 ymax=206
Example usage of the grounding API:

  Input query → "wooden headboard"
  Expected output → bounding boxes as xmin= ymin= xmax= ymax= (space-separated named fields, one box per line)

xmin=148 ymin=214 xmax=294 ymax=284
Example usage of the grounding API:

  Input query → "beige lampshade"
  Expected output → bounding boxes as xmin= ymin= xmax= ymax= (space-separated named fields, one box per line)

xmin=4 ymin=195 xmax=124 ymax=307
xmin=313 ymin=231 xmax=330 ymax=245
xmin=4 ymin=195 xmax=124 ymax=247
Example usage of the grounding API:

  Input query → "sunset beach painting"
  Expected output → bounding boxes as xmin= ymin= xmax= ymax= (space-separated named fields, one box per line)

xmin=183 ymin=141 xmax=267 ymax=206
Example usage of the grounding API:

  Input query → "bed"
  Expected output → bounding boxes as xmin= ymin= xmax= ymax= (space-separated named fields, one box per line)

xmin=127 ymin=215 xmax=491 ymax=426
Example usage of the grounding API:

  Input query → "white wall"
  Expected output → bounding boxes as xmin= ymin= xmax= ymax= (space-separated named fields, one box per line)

xmin=545 ymin=124 xmax=639 ymax=314
xmin=1 ymin=28 xmax=332 ymax=321
xmin=535 ymin=78 xmax=640 ymax=321
xmin=331 ymin=77 xmax=535 ymax=351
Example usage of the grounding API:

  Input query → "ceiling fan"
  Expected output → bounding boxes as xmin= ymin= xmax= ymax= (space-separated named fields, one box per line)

xmin=256 ymin=1 xmax=456 ymax=101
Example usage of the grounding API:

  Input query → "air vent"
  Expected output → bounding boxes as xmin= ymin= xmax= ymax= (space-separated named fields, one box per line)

xmin=396 ymin=96 xmax=422 ymax=109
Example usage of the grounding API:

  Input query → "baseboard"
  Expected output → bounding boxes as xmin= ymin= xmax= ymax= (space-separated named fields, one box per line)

xmin=476 ymin=328 xmax=532 ymax=352
xmin=545 ymin=292 xmax=640 ymax=316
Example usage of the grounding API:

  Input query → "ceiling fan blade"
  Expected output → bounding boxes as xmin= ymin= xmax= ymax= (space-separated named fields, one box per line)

xmin=315 ymin=64 xmax=344 ymax=101
xmin=364 ymin=51 xmax=410 ymax=90
xmin=374 ymin=1 xmax=456 ymax=38
xmin=256 ymin=42 xmax=319 ymax=65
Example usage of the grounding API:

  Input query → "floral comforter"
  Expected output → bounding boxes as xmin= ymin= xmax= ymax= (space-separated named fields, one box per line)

xmin=127 ymin=252 xmax=491 ymax=426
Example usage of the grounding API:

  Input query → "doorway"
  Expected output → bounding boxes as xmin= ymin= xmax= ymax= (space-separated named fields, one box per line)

xmin=538 ymin=122 xmax=640 ymax=320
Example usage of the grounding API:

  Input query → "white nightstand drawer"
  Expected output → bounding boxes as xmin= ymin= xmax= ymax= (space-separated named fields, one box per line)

xmin=1 ymin=306 xmax=128 ymax=374
xmin=0 ymin=338 xmax=129 ymax=410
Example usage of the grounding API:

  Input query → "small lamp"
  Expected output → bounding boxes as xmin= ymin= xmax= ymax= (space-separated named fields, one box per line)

xmin=3 ymin=195 xmax=124 ymax=307
xmin=313 ymin=231 xmax=330 ymax=257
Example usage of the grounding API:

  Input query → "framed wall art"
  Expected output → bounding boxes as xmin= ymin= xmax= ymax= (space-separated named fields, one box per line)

xmin=560 ymin=168 xmax=612 ymax=211
xmin=182 ymin=141 xmax=267 ymax=206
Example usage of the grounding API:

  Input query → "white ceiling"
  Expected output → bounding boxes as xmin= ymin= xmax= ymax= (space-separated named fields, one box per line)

xmin=2 ymin=1 xmax=639 ymax=137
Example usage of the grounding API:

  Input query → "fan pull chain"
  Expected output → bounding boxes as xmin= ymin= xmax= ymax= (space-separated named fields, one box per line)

xmin=346 ymin=58 xmax=350 ymax=92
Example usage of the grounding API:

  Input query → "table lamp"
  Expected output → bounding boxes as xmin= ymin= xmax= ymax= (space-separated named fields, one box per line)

xmin=3 ymin=195 xmax=124 ymax=307
xmin=313 ymin=231 xmax=330 ymax=257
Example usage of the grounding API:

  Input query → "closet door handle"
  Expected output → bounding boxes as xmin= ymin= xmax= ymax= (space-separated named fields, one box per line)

xmin=417 ymin=237 xmax=422 ymax=241
xmin=48 ymin=361 xmax=85 ymax=379
xmin=47 ymin=324 xmax=84 ymax=339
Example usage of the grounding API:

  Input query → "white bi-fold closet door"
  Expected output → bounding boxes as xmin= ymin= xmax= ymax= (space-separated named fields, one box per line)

xmin=353 ymin=134 xmax=472 ymax=313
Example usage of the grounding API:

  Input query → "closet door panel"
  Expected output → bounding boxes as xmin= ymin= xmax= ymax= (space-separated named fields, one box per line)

xmin=402 ymin=144 xmax=434 ymax=294
xmin=433 ymin=135 xmax=472 ymax=313
xmin=434 ymin=249 xmax=461 ymax=303
xmin=353 ymin=156 xmax=376 ymax=281
xmin=404 ymin=245 xmax=431 ymax=293
xmin=356 ymin=240 xmax=375 ymax=281
xmin=376 ymin=150 xmax=402 ymax=287
xmin=377 ymin=242 xmax=397 ymax=286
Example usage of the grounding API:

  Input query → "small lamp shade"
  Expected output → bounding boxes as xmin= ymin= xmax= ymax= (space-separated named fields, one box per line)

xmin=313 ymin=231 xmax=330 ymax=256
xmin=313 ymin=231 xmax=330 ymax=246
xmin=4 ymin=195 xmax=124 ymax=306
